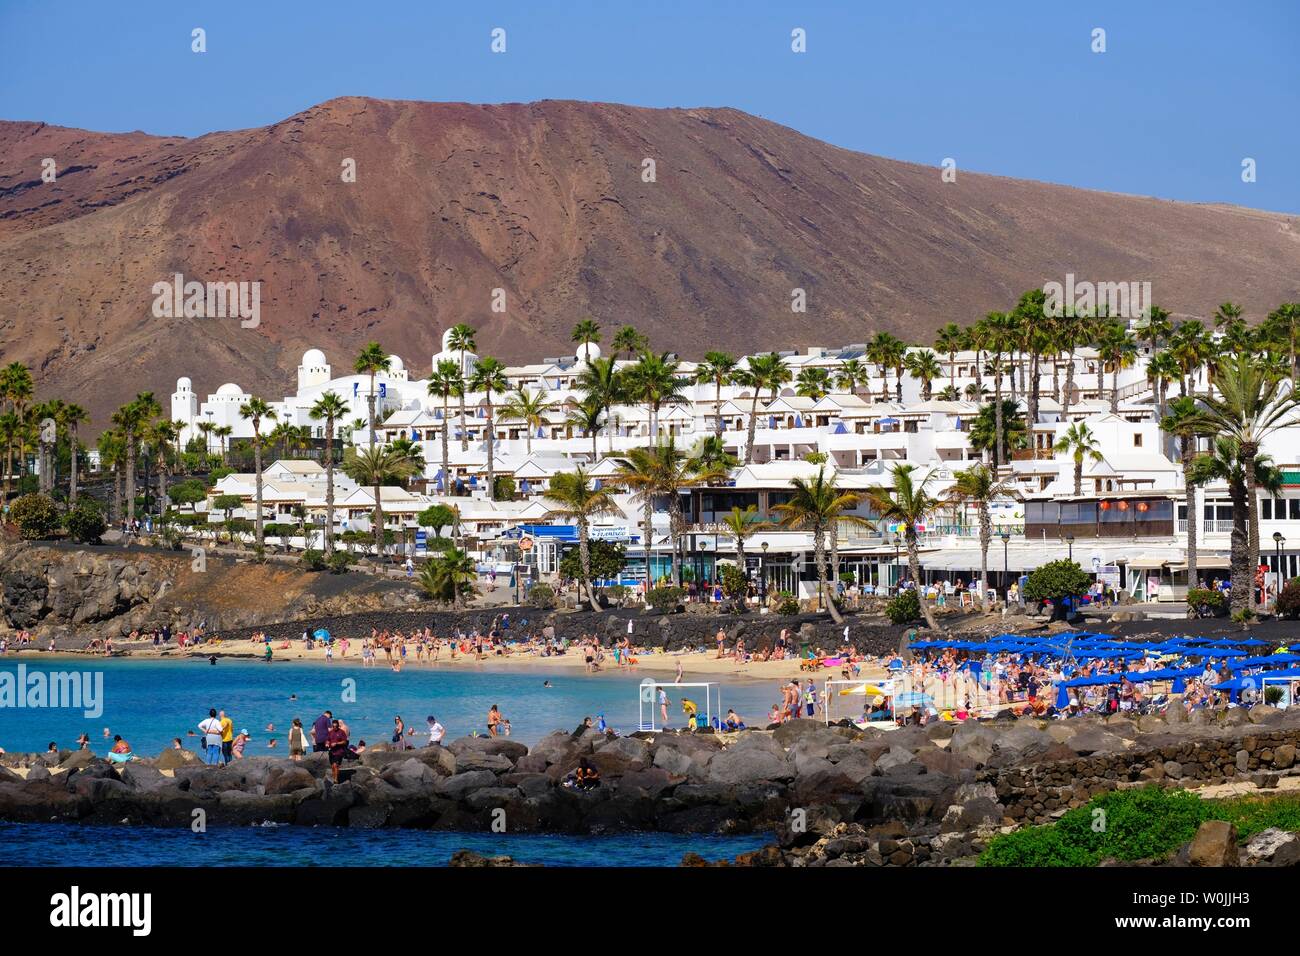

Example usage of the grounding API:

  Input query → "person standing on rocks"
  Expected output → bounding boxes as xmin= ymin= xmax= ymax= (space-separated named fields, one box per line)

xmin=325 ymin=719 xmax=349 ymax=782
xmin=658 ymin=687 xmax=670 ymax=727
xmin=198 ymin=709 xmax=224 ymax=765
xmin=426 ymin=716 xmax=445 ymax=746
xmin=312 ymin=711 xmax=333 ymax=753
xmin=218 ymin=710 xmax=235 ymax=765
xmin=288 ymin=718 xmax=309 ymax=761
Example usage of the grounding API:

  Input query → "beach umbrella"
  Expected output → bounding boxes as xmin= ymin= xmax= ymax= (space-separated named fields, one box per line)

xmin=313 ymin=628 xmax=330 ymax=640
xmin=893 ymin=691 xmax=934 ymax=708
xmin=838 ymin=684 xmax=889 ymax=697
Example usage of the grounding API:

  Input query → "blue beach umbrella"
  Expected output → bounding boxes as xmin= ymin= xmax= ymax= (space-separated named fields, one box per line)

xmin=313 ymin=628 xmax=330 ymax=640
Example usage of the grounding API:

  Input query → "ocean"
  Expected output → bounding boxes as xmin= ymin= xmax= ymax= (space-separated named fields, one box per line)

xmin=0 ymin=656 xmax=785 ymax=755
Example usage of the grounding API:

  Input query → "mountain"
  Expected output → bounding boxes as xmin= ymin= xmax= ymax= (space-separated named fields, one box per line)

xmin=1 ymin=96 xmax=1297 ymax=427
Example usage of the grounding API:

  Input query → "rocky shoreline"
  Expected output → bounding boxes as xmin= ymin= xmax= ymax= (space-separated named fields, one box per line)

xmin=6 ymin=705 xmax=1300 ymax=866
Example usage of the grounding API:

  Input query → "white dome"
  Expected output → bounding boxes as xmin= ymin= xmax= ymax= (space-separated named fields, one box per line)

xmin=576 ymin=341 xmax=602 ymax=363
xmin=216 ymin=383 xmax=243 ymax=397
xmin=441 ymin=328 xmax=457 ymax=352
xmin=176 ymin=376 xmax=192 ymax=389
xmin=302 ymin=348 xmax=327 ymax=367
xmin=387 ymin=354 xmax=405 ymax=372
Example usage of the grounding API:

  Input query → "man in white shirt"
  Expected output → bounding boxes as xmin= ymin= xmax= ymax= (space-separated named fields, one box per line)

xmin=426 ymin=715 xmax=445 ymax=746
xmin=198 ymin=708 xmax=224 ymax=765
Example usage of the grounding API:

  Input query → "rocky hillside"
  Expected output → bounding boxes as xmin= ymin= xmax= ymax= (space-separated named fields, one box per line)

xmin=2 ymin=97 xmax=1298 ymax=425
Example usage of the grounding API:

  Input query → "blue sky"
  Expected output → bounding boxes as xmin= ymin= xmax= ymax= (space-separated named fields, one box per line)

xmin=2 ymin=0 xmax=1296 ymax=211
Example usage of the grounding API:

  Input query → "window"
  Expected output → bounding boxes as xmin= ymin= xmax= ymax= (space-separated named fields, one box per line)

xmin=1291 ymin=499 xmax=1300 ymax=521
xmin=1263 ymin=499 xmax=1273 ymax=520
xmin=1133 ymin=433 xmax=1143 ymax=447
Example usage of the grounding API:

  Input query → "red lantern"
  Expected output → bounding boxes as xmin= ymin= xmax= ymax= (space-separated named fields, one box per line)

xmin=1117 ymin=501 xmax=1129 ymax=512
xmin=1136 ymin=501 xmax=1149 ymax=513
xmin=1099 ymin=501 xmax=1111 ymax=511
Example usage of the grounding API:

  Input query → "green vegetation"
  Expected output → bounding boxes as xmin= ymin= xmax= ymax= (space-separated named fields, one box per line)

xmin=1277 ymin=582 xmax=1300 ymax=620
xmin=558 ymin=540 xmax=626 ymax=584
xmin=65 ymin=500 xmax=107 ymax=544
xmin=1023 ymin=559 xmax=1092 ymax=618
xmin=9 ymin=492 xmax=60 ymax=539
xmin=980 ymin=786 xmax=1300 ymax=867
xmin=885 ymin=587 xmax=922 ymax=624
xmin=647 ymin=585 xmax=686 ymax=610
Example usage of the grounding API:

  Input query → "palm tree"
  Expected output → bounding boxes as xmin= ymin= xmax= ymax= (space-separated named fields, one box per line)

xmin=267 ymin=419 xmax=295 ymax=461
xmin=1146 ymin=349 xmax=1180 ymax=458
xmin=835 ymin=358 xmax=870 ymax=399
xmin=860 ymin=463 xmax=942 ymax=630
xmin=904 ymin=349 xmax=943 ymax=401
xmin=1054 ymin=422 xmax=1104 ymax=496
xmin=1188 ymin=438 xmax=1282 ymax=602
xmin=695 ymin=351 xmax=737 ymax=437
xmin=936 ymin=385 xmax=961 ymax=402
xmin=388 ymin=437 xmax=425 ymax=486
xmin=689 ymin=434 xmax=737 ymax=474
xmin=575 ymin=356 xmax=622 ymax=453
xmin=773 ymin=466 xmax=867 ymax=626
xmin=739 ymin=352 xmax=790 ymax=464
xmin=1096 ymin=320 xmax=1137 ymax=413
xmin=933 ymin=323 xmax=967 ymax=393
xmin=214 ymin=425 xmax=233 ymax=466
xmin=794 ymin=367 xmax=831 ymax=401
xmin=352 ymin=341 xmax=390 ymax=448
xmin=567 ymin=396 xmax=605 ymax=462
xmin=96 ymin=428 xmax=126 ymax=522
xmin=63 ymin=402 xmax=88 ymax=507
xmin=1262 ymin=302 xmax=1300 ymax=380
xmin=1188 ymin=353 xmax=1300 ymax=612
xmin=623 ymin=351 xmax=685 ymax=446
xmin=342 ymin=444 xmax=420 ymax=559
xmin=1170 ymin=320 xmax=1211 ymax=397
xmin=309 ymin=391 xmax=349 ymax=556
xmin=612 ymin=325 xmax=648 ymax=360
xmin=613 ymin=445 xmax=663 ymax=588
xmin=0 ymin=411 xmax=21 ymax=500
xmin=239 ymin=397 xmax=276 ymax=549
xmin=503 ymin=386 xmax=554 ymax=455
xmin=447 ymin=323 xmax=478 ymax=451
xmin=418 ymin=546 xmax=479 ymax=608
xmin=571 ymin=319 xmax=602 ymax=356
xmin=426 ymin=360 xmax=461 ymax=498
xmin=944 ymin=464 xmax=1018 ymax=611
xmin=722 ymin=505 xmax=761 ymax=589
xmin=543 ymin=466 xmax=622 ymax=609
xmin=112 ymin=392 xmax=160 ymax=523
xmin=1 ymin=363 xmax=33 ymax=493
xmin=148 ymin=418 xmax=182 ymax=523
xmin=469 ymin=356 xmax=508 ymax=498
xmin=1161 ymin=396 xmax=1207 ymax=589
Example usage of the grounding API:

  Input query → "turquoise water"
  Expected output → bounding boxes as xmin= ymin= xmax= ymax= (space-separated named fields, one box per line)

xmin=0 ymin=822 xmax=768 ymax=867
xmin=0 ymin=657 xmax=784 ymax=755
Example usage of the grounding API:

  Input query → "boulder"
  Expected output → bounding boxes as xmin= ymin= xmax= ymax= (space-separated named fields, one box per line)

xmin=875 ymin=747 xmax=918 ymax=773
xmin=446 ymin=737 xmax=528 ymax=762
xmin=382 ymin=758 xmax=437 ymax=790
xmin=1273 ymin=744 xmax=1296 ymax=770
xmin=707 ymin=747 xmax=794 ymax=786
xmin=1242 ymin=828 xmax=1300 ymax=867
xmin=1188 ymin=820 xmax=1239 ymax=867
xmin=451 ymin=751 xmax=514 ymax=774
xmin=119 ymin=763 xmax=168 ymax=792
xmin=155 ymin=748 xmax=201 ymax=771
xmin=435 ymin=770 xmax=499 ymax=800
xmin=264 ymin=765 xmax=318 ymax=795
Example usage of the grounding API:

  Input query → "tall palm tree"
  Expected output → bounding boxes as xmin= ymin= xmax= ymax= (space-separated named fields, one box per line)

xmin=695 ymin=351 xmax=737 ymax=437
xmin=1188 ymin=353 xmax=1300 ymax=612
xmin=944 ymin=464 xmax=1018 ymax=611
xmin=1262 ymin=302 xmax=1300 ymax=380
xmin=722 ymin=505 xmax=760 ymax=579
xmin=447 ymin=324 xmax=478 ymax=451
xmin=239 ymin=397 xmax=276 ymax=549
xmin=543 ymin=466 xmax=622 ymax=610
xmin=426 ymin=359 xmax=461 ymax=497
xmin=575 ymin=356 xmax=622 ymax=452
xmin=214 ymin=425 xmax=233 ymax=466
xmin=1169 ymin=320 xmax=1211 ymax=397
xmin=1053 ymin=422 xmax=1104 ymax=496
xmin=1096 ymin=320 xmax=1137 ymax=413
xmin=689 ymin=434 xmax=737 ymax=474
xmin=112 ymin=392 xmax=160 ymax=523
xmin=933 ymin=323 xmax=967 ymax=393
xmin=860 ymin=463 xmax=942 ymax=630
xmin=623 ymin=351 xmax=686 ymax=446
xmin=352 ymin=342 xmax=390 ymax=448
xmin=148 ymin=418 xmax=182 ymax=522
xmin=1 ymin=363 xmax=33 ymax=492
xmin=613 ymin=445 xmax=663 ymax=588
xmin=63 ymin=402 xmax=88 ymax=507
xmin=96 ymin=428 xmax=126 ymax=522
xmin=342 ymin=444 xmax=420 ymax=559
xmin=739 ymin=352 xmax=790 ymax=464
xmin=773 ymin=466 xmax=868 ymax=626
xmin=612 ymin=325 xmax=648 ymax=361
xmin=309 ymin=391 xmax=349 ymax=556
xmin=503 ymin=386 xmax=554 ymax=456
xmin=567 ymin=396 xmax=605 ymax=462
xmin=0 ymin=411 xmax=21 ymax=499
xmin=1188 ymin=438 xmax=1282 ymax=602
xmin=469 ymin=356 xmax=508 ymax=499
xmin=835 ymin=358 xmax=870 ymax=399
xmin=571 ymin=319 xmax=602 ymax=356
xmin=1161 ymin=396 xmax=1208 ymax=589
xmin=1146 ymin=349 xmax=1180 ymax=459
xmin=904 ymin=349 xmax=943 ymax=401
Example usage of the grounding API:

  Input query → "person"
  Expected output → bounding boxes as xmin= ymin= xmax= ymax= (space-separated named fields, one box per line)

xmin=392 ymin=715 xmax=407 ymax=751
xmin=325 ymin=719 xmax=349 ymax=782
xmin=288 ymin=718 xmax=309 ymax=761
xmin=198 ymin=709 xmax=224 ymax=765
xmin=312 ymin=711 xmax=333 ymax=753
xmin=658 ymin=687 xmax=670 ymax=727
xmin=805 ymin=679 xmax=818 ymax=718
xmin=426 ymin=715 xmax=445 ymax=746
xmin=231 ymin=729 xmax=249 ymax=759
xmin=487 ymin=704 xmax=504 ymax=737
xmin=574 ymin=757 xmax=600 ymax=791
xmin=218 ymin=709 xmax=235 ymax=765
xmin=106 ymin=735 xmax=137 ymax=763
xmin=723 ymin=709 xmax=745 ymax=731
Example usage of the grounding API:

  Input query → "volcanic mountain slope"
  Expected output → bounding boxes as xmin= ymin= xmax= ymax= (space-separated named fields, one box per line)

xmin=1 ymin=96 xmax=1297 ymax=426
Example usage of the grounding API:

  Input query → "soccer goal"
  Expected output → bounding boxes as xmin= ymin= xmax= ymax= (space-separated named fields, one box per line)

xmin=638 ymin=678 xmax=721 ymax=732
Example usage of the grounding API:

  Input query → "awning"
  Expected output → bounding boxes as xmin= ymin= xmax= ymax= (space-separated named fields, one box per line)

xmin=1124 ymin=555 xmax=1171 ymax=569
xmin=1170 ymin=554 xmax=1230 ymax=570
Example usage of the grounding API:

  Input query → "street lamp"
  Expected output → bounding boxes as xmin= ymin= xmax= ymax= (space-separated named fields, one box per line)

xmin=1001 ymin=531 xmax=1011 ymax=597
xmin=1274 ymin=531 xmax=1286 ymax=608
xmin=1065 ymin=533 xmax=1075 ymax=562
xmin=892 ymin=533 xmax=902 ymax=595
xmin=760 ymin=540 xmax=769 ymax=602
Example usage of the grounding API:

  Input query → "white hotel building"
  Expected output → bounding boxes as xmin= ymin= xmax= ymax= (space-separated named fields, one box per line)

xmin=174 ymin=328 xmax=1300 ymax=602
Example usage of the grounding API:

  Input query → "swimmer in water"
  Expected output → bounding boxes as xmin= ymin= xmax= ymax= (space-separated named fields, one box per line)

xmin=543 ymin=680 xmax=552 ymax=688
xmin=208 ymin=655 xmax=218 ymax=665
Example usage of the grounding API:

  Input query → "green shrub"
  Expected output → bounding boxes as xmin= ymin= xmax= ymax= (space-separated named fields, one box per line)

xmin=65 ymin=501 xmax=107 ymax=544
xmin=1023 ymin=559 xmax=1092 ymax=603
xmin=719 ymin=563 xmax=748 ymax=599
xmin=300 ymin=549 xmax=328 ymax=571
xmin=1265 ymin=685 xmax=1285 ymax=705
xmin=775 ymin=591 xmax=799 ymax=615
xmin=326 ymin=552 xmax=353 ymax=574
xmin=526 ymin=583 xmax=556 ymax=608
xmin=977 ymin=824 xmax=1098 ymax=867
xmin=886 ymin=588 xmax=922 ymax=624
xmin=647 ymin=585 xmax=686 ymax=610
xmin=9 ymin=493 xmax=60 ymax=539
xmin=1187 ymin=587 xmax=1226 ymax=612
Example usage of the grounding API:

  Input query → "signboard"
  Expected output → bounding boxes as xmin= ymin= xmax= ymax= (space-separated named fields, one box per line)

xmin=590 ymin=527 xmax=632 ymax=541
xmin=1097 ymin=564 xmax=1121 ymax=588
xmin=519 ymin=536 xmax=534 ymax=552
xmin=415 ymin=530 xmax=427 ymax=555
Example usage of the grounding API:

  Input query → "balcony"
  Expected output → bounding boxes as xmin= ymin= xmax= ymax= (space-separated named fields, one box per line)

xmin=1176 ymin=519 xmax=1234 ymax=534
